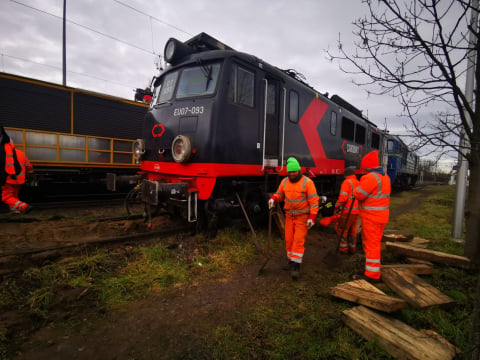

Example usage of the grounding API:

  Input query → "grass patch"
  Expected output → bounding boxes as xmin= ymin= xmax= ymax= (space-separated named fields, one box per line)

xmin=387 ymin=185 xmax=463 ymax=254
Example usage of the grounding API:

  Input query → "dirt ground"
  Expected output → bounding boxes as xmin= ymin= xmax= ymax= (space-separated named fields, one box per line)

xmin=0 ymin=186 xmax=438 ymax=360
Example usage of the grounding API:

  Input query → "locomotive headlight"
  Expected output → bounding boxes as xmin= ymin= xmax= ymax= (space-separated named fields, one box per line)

xmin=171 ymin=135 xmax=192 ymax=163
xmin=164 ymin=37 xmax=194 ymax=65
xmin=133 ymin=139 xmax=145 ymax=163
xmin=164 ymin=39 xmax=177 ymax=63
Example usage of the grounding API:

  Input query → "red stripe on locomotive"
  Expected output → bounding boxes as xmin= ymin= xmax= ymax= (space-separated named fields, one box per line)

xmin=300 ymin=98 xmax=344 ymax=175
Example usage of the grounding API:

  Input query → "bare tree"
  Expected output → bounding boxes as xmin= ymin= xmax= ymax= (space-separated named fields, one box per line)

xmin=327 ymin=0 xmax=479 ymax=255
xmin=327 ymin=1 xmax=480 ymax=357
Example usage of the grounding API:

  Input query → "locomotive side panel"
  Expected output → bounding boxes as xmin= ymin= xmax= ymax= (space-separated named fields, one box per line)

xmin=282 ymin=84 xmax=320 ymax=169
xmin=208 ymin=59 xmax=262 ymax=166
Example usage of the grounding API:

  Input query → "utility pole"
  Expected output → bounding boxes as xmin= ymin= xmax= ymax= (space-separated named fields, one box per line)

xmin=62 ymin=0 xmax=66 ymax=86
xmin=452 ymin=0 xmax=478 ymax=241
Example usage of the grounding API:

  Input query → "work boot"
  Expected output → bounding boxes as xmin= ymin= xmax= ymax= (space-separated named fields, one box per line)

xmin=348 ymin=237 xmax=356 ymax=254
xmin=23 ymin=205 xmax=33 ymax=214
xmin=282 ymin=260 xmax=295 ymax=271
xmin=290 ymin=262 xmax=300 ymax=281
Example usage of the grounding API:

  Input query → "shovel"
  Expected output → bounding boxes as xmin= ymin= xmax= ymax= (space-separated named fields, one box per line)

xmin=258 ymin=208 xmax=273 ymax=274
xmin=322 ymin=199 xmax=354 ymax=268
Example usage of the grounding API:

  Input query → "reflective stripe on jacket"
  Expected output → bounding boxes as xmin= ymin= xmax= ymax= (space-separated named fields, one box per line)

xmin=4 ymin=143 xmax=33 ymax=185
xmin=336 ymin=175 xmax=360 ymax=214
xmin=354 ymin=170 xmax=391 ymax=223
xmin=273 ymin=175 xmax=319 ymax=217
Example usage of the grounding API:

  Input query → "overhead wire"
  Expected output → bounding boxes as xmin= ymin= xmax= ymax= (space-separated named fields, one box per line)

xmin=0 ymin=53 xmax=137 ymax=92
xmin=10 ymin=0 xmax=156 ymax=55
xmin=6 ymin=0 xmax=192 ymax=96
xmin=112 ymin=0 xmax=193 ymax=37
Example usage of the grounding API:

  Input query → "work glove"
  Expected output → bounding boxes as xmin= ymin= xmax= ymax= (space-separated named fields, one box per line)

xmin=307 ymin=219 xmax=315 ymax=229
xmin=268 ymin=198 xmax=275 ymax=210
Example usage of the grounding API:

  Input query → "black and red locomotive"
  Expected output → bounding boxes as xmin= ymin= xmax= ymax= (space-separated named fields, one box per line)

xmin=111 ymin=33 xmax=398 ymax=230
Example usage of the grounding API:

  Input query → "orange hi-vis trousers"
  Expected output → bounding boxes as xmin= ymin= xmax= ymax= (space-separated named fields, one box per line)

xmin=284 ymin=213 xmax=308 ymax=264
xmin=361 ymin=217 xmax=386 ymax=280
xmin=337 ymin=214 xmax=359 ymax=254
xmin=1 ymin=183 xmax=29 ymax=213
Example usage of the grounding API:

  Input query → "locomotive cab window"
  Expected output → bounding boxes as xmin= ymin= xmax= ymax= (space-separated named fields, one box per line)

xmin=355 ymin=124 xmax=366 ymax=144
xmin=387 ymin=139 xmax=394 ymax=152
xmin=341 ymin=117 xmax=354 ymax=141
xmin=289 ymin=90 xmax=299 ymax=123
xmin=330 ymin=112 xmax=337 ymax=135
xmin=267 ymin=83 xmax=277 ymax=115
xmin=228 ymin=64 xmax=254 ymax=107
xmin=371 ymin=132 xmax=380 ymax=149
xmin=157 ymin=71 xmax=179 ymax=103
xmin=177 ymin=63 xmax=221 ymax=98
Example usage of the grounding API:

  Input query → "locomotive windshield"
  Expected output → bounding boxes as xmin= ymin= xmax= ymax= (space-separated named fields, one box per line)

xmin=157 ymin=72 xmax=178 ymax=103
xmin=156 ymin=63 xmax=221 ymax=104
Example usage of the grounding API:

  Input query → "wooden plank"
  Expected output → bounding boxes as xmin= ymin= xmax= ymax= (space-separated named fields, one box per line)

xmin=348 ymin=279 xmax=385 ymax=294
xmin=330 ymin=280 xmax=407 ymax=313
xmin=382 ymin=263 xmax=434 ymax=275
xmin=406 ymin=257 xmax=434 ymax=266
xmin=342 ymin=305 xmax=458 ymax=360
xmin=411 ymin=237 xmax=431 ymax=246
xmin=383 ymin=230 xmax=413 ymax=242
xmin=386 ymin=241 xmax=473 ymax=269
xmin=382 ymin=268 xmax=454 ymax=308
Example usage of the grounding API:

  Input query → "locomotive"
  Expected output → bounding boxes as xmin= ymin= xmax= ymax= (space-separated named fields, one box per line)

xmin=0 ymin=72 xmax=149 ymax=200
xmin=109 ymin=32 xmax=415 ymax=231
xmin=385 ymin=133 xmax=419 ymax=189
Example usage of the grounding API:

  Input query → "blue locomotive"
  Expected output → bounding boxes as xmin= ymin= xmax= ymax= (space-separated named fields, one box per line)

xmin=384 ymin=133 xmax=419 ymax=189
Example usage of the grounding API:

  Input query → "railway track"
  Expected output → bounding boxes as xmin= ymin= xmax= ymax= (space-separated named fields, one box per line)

xmin=0 ymin=183 xmax=434 ymax=276
xmin=0 ymin=201 xmax=196 ymax=276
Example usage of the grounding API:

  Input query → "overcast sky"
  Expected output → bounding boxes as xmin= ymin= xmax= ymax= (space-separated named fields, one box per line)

xmin=0 ymin=0 xmax=458 ymax=169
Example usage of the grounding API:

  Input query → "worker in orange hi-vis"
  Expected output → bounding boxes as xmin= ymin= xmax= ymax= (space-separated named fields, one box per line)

xmin=0 ymin=126 xmax=34 ymax=214
xmin=353 ymin=150 xmax=391 ymax=283
xmin=334 ymin=166 xmax=360 ymax=254
xmin=268 ymin=157 xmax=319 ymax=281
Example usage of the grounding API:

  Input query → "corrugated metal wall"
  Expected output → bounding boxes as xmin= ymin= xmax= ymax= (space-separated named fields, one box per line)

xmin=0 ymin=76 xmax=71 ymax=133
xmin=74 ymin=93 xmax=143 ymax=139
xmin=0 ymin=74 xmax=147 ymax=140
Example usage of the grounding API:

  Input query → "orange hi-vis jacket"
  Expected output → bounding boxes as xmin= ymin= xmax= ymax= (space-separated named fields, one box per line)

xmin=272 ymin=175 xmax=319 ymax=220
xmin=4 ymin=143 xmax=33 ymax=185
xmin=336 ymin=175 xmax=360 ymax=215
xmin=354 ymin=170 xmax=391 ymax=223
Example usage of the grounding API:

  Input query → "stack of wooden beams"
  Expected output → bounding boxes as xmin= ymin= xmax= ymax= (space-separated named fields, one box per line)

xmin=329 ymin=235 xmax=471 ymax=359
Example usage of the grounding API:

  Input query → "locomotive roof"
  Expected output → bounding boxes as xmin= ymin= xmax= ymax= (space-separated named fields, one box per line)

xmin=159 ymin=46 xmax=322 ymax=98
xmin=159 ymin=33 xmax=379 ymax=128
